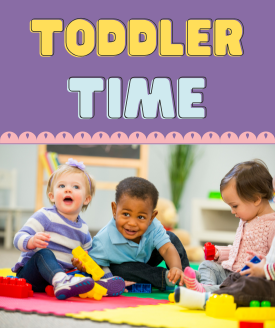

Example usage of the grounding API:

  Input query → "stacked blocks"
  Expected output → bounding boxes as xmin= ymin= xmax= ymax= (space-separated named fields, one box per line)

xmin=0 ymin=276 xmax=33 ymax=298
xmin=72 ymin=246 xmax=104 ymax=281
xmin=126 ymin=283 xmax=152 ymax=293
xmin=206 ymin=294 xmax=236 ymax=318
xmin=204 ymin=242 xmax=216 ymax=260
xmin=235 ymin=301 xmax=275 ymax=321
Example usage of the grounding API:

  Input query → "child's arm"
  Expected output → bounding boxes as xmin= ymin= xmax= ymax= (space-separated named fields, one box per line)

xmin=14 ymin=211 xmax=51 ymax=252
xmin=158 ymin=242 xmax=184 ymax=286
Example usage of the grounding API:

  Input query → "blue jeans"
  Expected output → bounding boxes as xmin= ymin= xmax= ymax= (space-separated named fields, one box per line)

xmin=109 ymin=231 xmax=190 ymax=291
xmin=16 ymin=249 xmax=64 ymax=292
xmin=197 ymin=260 xmax=232 ymax=292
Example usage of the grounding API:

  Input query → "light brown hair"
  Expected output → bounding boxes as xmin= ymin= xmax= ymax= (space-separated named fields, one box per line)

xmin=47 ymin=164 xmax=95 ymax=211
xmin=220 ymin=159 xmax=273 ymax=202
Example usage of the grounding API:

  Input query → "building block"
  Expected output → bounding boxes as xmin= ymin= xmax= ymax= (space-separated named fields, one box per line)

xmin=126 ymin=283 xmax=152 ymax=293
xmin=261 ymin=301 xmax=271 ymax=307
xmin=204 ymin=242 xmax=216 ymax=261
xmin=241 ymin=256 xmax=261 ymax=275
xmin=79 ymin=282 xmax=107 ymax=301
xmin=169 ymin=293 xmax=175 ymax=303
xmin=250 ymin=300 xmax=260 ymax=307
xmin=45 ymin=285 xmax=55 ymax=297
xmin=239 ymin=322 xmax=264 ymax=328
xmin=235 ymin=307 xmax=275 ymax=321
xmin=0 ymin=276 xmax=33 ymax=298
xmin=206 ymin=294 xmax=236 ymax=318
xmin=75 ymin=273 xmax=107 ymax=300
xmin=72 ymin=246 xmax=104 ymax=281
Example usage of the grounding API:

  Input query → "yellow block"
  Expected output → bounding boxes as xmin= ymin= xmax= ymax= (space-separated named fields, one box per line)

xmin=72 ymin=246 xmax=104 ymax=281
xmin=206 ymin=294 xmax=236 ymax=319
xmin=79 ymin=283 xmax=107 ymax=301
xmin=0 ymin=268 xmax=14 ymax=277
xmin=235 ymin=307 xmax=275 ymax=321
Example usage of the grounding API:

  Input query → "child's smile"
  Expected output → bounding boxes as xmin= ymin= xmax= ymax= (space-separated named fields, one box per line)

xmin=112 ymin=194 xmax=158 ymax=244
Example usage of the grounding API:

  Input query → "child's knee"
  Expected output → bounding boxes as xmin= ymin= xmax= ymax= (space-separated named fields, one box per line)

xmin=36 ymin=248 xmax=55 ymax=258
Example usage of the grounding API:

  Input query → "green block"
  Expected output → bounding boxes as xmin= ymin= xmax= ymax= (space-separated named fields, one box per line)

xmin=261 ymin=301 xmax=271 ymax=307
xmin=250 ymin=300 xmax=260 ymax=307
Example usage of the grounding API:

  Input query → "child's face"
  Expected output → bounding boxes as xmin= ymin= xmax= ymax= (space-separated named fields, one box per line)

xmin=112 ymin=194 xmax=158 ymax=244
xmin=48 ymin=172 xmax=91 ymax=221
xmin=221 ymin=179 xmax=261 ymax=222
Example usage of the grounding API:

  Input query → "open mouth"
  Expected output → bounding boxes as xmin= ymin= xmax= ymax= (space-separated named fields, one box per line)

xmin=124 ymin=228 xmax=137 ymax=235
xmin=63 ymin=196 xmax=73 ymax=205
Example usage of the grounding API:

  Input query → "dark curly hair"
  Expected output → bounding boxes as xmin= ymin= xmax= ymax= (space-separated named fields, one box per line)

xmin=115 ymin=177 xmax=159 ymax=209
xmin=220 ymin=159 xmax=273 ymax=202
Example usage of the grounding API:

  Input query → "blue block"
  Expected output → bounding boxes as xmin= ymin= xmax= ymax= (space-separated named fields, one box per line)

xmin=126 ymin=283 xmax=152 ymax=293
xmin=241 ymin=256 xmax=261 ymax=275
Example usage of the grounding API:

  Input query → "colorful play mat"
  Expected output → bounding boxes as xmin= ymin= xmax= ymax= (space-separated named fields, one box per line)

xmin=0 ymin=268 xmax=274 ymax=328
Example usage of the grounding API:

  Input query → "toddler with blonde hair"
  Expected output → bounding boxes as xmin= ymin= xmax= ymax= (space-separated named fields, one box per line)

xmin=12 ymin=159 xmax=96 ymax=300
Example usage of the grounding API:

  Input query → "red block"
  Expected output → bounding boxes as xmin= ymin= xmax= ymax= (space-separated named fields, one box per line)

xmin=45 ymin=285 xmax=55 ymax=297
xmin=204 ymin=242 xmax=216 ymax=260
xmin=0 ymin=276 xmax=33 ymax=298
xmin=239 ymin=322 xmax=264 ymax=328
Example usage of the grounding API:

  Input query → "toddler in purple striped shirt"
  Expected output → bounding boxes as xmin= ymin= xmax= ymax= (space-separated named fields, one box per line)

xmin=13 ymin=159 xmax=97 ymax=300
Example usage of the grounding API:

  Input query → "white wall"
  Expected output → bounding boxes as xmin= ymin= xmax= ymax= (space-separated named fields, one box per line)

xmin=0 ymin=144 xmax=275 ymax=234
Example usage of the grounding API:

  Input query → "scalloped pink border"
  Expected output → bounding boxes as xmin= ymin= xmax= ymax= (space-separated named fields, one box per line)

xmin=0 ymin=131 xmax=274 ymax=144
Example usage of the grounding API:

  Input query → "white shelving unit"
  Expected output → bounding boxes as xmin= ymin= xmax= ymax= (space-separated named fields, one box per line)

xmin=191 ymin=198 xmax=275 ymax=246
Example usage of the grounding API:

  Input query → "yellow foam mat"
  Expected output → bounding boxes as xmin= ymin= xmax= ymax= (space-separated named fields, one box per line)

xmin=67 ymin=303 xmax=240 ymax=328
xmin=0 ymin=268 xmax=15 ymax=277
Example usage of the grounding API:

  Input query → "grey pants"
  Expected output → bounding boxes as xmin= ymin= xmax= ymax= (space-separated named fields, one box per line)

xmin=197 ymin=260 xmax=232 ymax=292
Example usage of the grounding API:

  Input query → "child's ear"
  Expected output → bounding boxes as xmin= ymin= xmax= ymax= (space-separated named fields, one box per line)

xmin=84 ymin=195 xmax=92 ymax=205
xmin=254 ymin=195 xmax=262 ymax=207
xmin=48 ymin=192 xmax=55 ymax=203
xmin=150 ymin=210 xmax=158 ymax=224
xmin=111 ymin=202 xmax=117 ymax=219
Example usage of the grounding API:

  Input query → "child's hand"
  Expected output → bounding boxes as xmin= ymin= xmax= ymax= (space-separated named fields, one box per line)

xmin=167 ymin=267 xmax=184 ymax=286
xmin=245 ymin=250 xmax=266 ymax=262
xmin=71 ymin=257 xmax=87 ymax=273
xmin=27 ymin=233 xmax=51 ymax=249
xmin=214 ymin=248 xmax=219 ymax=260
xmin=203 ymin=246 xmax=219 ymax=261
xmin=240 ymin=258 xmax=266 ymax=278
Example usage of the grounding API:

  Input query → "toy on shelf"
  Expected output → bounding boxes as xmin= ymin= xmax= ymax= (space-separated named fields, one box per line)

xmin=72 ymin=246 xmax=104 ymax=281
xmin=126 ymin=283 xmax=152 ymax=293
xmin=208 ymin=191 xmax=222 ymax=199
xmin=241 ymin=256 xmax=261 ymax=276
xmin=0 ymin=277 xmax=33 ymax=298
xmin=204 ymin=242 xmax=216 ymax=261
xmin=206 ymin=294 xmax=236 ymax=318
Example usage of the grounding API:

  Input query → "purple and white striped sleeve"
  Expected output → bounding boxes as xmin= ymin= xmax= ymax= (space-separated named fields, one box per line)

xmin=13 ymin=210 xmax=50 ymax=252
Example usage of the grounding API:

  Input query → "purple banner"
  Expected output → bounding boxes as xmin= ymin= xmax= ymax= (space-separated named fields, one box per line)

xmin=1 ymin=0 xmax=274 ymax=143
